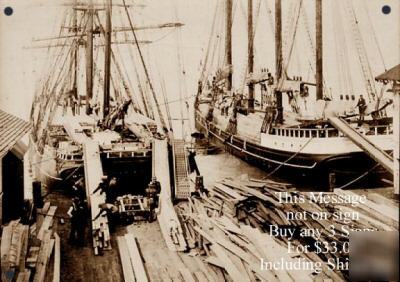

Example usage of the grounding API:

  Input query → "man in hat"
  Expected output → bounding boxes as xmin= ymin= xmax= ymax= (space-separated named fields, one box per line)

xmin=356 ymin=95 xmax=367 ymax=124
xmin=67 ymin=197 xmax=88 ymax=246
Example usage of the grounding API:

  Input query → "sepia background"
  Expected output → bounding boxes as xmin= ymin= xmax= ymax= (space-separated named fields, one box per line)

xmin=0 ymin=0 xmax=399 ymax=130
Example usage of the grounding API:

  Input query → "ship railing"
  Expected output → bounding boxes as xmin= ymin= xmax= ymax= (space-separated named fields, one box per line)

xmin=365 ymin=124 xmax=392 ymax=136
xmin=102 ymin=149 xmax=151 ymax=159
xmin=271 ymin=124 xmax=392 ymax=139
xmin=56 ymin=151 xmax=83 ymax=161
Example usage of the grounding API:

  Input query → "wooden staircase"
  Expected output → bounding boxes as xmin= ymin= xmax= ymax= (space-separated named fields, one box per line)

xmin=172 ymin=139 xmax=191 ymax=200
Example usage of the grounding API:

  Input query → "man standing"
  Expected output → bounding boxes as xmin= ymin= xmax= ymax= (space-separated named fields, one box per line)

xmin=356 ymin=95 xmax=367 ymax=124
xmin=107 ymin=177 xmax=118 ymax=204
xmin=72 ymin=176 xmax=85 ymax=202
xmin=67 ymin=198 xmax=88 ymax=246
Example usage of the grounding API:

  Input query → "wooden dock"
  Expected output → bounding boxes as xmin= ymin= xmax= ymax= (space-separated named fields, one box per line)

xmin=83 ymin=140 xmax=111 ymax=254
xmin=152 ymin=138 xmax=187 ymax=251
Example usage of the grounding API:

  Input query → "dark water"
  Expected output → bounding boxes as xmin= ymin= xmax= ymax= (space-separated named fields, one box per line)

xmin=195 ymin=151 xmax=390 ymax=191
xmin=195 ymin=152 xmax=270 ymax=188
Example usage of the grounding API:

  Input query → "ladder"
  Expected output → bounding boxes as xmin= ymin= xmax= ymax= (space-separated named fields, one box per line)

xmin=343 ymin=1 xmax=377 ymax=101
xmin=172 ymin=139 xmax=191 ymax=199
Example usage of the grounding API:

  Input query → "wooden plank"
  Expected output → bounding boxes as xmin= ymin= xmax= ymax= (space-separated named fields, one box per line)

xmin=52 ymin=233 xmax=60 ymax=282
xmin=1 ymin=224 xmax=14 ymax=282
xmin=37 ymin=203 xmax=51 ymax=232
xmin=19 ymin=226 xmax=29 ymax=271
xmin=124 ymin=233 xmax=148 ymax=282
xmin=205 ymin=256 xmax=225 ymax=268
xmin=153 ymin=139 xmax=187 ymax=251
xmin=210 ymin=244 xmax=249 ymax=282
xmin=241 ymin=225 xmax=295 ymax=282
xmin=367 ymin=192 xmax=398 ymax=208
xmin=194 ymin=226 xmax=278 ymax=282
xmin=37 ymin=206 xmax=57 ymax=240
xmin=33 ymin=231 xmax=55 ymax=282
xmin=16 ymin=270 xmax=31 ymax=282
xmin=222 ymin=179 xmax=281 ymax=206
xmin=9 ymin=224 xmax=25 ymax=267
xmin=193 ymin=271 xmax=208 ymax=282
xmin=336 ymin=189 xmax=398 ymax=222
xmin=213 ymin=183 xmax=247 ymax=201
xmin=83 ymin=140 xmax=110 ymax=253
xmin=117 ymin=236 xmax=136 ymax=282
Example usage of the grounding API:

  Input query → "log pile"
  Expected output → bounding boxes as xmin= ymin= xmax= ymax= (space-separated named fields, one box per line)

xmin=178 ymin=177 xmax=398 ymax=281
xmin=1 ymin=202 xmax=60 ymax=282
xmin=1 ymin=221 xmax=29 ymax=282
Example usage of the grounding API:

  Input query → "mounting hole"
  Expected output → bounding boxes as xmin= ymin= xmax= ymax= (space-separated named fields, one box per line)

xmin=4 ymin=6 xmax=13 ymax=16
xmin=382 ymin=5 xmax=391 ymax=14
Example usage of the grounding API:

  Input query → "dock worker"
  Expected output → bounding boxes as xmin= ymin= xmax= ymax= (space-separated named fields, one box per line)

xmin=72 ymin=176 xmax=85 ymax=201
xmin=145 ymin=177 xmax=161 ymax=208
xmin=92 ymin=176 xmax=118 ymax=204
xmin=197 ymin=80 xmax=203 ymax=95
xmin=92 ymin=175 xmax=108 ymax=194
xmin=67 ymin=197 xmax=88 ymax=246
xmin=356 ymin=95 xmax=367 ymax=123
xmin=169 ymin=219 xmax=179 ymax=240
xmin=107 ymin=176 xmax=118 ymax=203
xmin=267 ymin=72 xmax=274 ymax=86
xmin=93 ymin=203 xmax=119 ymax=232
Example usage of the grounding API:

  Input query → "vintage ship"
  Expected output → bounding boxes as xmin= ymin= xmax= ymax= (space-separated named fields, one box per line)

xmin=194 ymin=0 xmax=394 ymax=186
xmin=28 ymin=0 xmax=191 ymax=254
xmin=29 ymin=0 xmax=185 ymax=190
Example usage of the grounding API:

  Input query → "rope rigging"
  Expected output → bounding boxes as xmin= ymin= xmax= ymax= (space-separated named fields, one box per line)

xmin=238 ymin=0 xmax=262 ymax=95
xmin=332 ymin=0 xmax=354 ymax=97
xmin=199 ymin=0 xmax=220 ymax=85
xmin=173 ymin=2 xmax=191 ymax=139
xmin=277 ymin=0 xmax=302 ymax=90
xmin=344 ymin=0 xmax=377 ymax=102
xmin=362 ymin=1 xmax=387 ymax=72
xmin=122 ymin=0 xmax=168 ymax=132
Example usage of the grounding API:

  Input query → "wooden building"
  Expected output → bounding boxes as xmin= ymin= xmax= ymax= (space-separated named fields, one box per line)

xmin=376 ymin=64 xmax=400 ymax=195
xmin=0 ymin=110 xmax=31 ymax=224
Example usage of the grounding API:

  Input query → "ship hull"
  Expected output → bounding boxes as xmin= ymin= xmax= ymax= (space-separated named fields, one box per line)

xmin=194 ymin=111 xmax=389 ymax=188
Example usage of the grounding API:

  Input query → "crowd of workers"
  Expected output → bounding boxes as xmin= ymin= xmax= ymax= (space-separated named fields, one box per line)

xmin=66 ymin=174 xmax=161 ymax=247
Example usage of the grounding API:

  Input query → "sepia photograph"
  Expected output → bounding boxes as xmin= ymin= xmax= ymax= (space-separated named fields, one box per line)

xmin=0 ymin=0 xmax=399 ymax=281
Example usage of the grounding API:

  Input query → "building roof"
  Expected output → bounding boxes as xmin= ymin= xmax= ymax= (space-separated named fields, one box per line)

xmin=0 ymin=110 xmax=32 ymax=159
xmin=375 ymin=64 xmax=400 ymax=82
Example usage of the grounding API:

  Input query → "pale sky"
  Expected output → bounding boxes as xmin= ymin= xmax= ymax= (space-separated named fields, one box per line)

xmin=0 ymin=0 xmax=399 ymax=128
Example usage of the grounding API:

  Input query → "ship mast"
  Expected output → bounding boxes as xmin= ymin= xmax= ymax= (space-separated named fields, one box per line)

xmin=247 ymin=0 xmax=254 ymax=112
xmin=85 ymin=0 xmax=94 ymax=114
xmin=225 ymin=0 xmax=232 ymax=91
xmin=316 ymin=0 xmax=323 ymax=100
xmin=103 ymin=0 xmax=112 ymax=117
xmin=275 ymin=0 xmax=283 ymax=123
xmin=73 ymin=0 xmax=78 ymax=98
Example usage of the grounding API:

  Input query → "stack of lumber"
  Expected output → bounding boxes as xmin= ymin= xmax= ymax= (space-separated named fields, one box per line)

xmin=153 ymin=139 xmax=187 ymax=251
xmin=179 ymin=198 xmax=322 ymax=281
xmin=1 ymin=221 xmax=29 ymax=282
xmin=117 ymin=233 xmax=148 ymax=282
xmin=83 ymin=140 xmax=111 ymax=254
xmin=1 ymin=203 xmax=60 ymax=282
xmin=178 ymin=177 xmax=398 ymax=281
